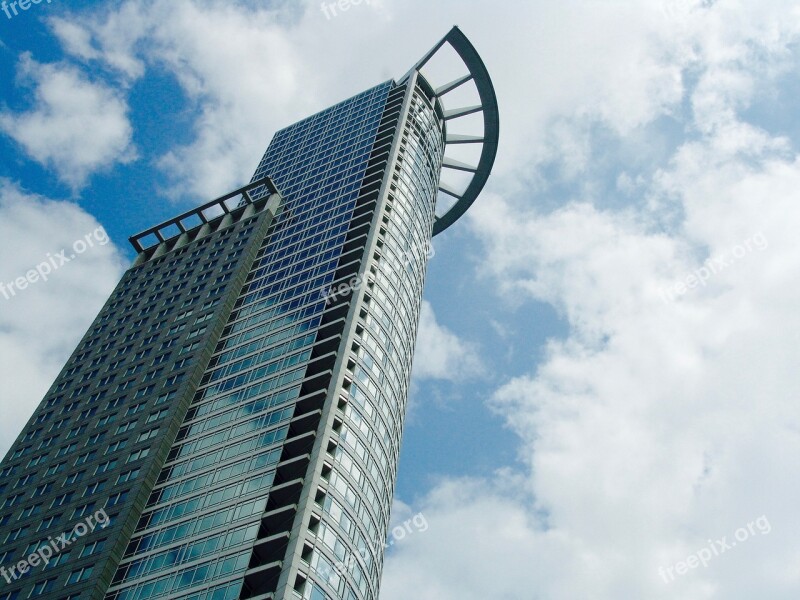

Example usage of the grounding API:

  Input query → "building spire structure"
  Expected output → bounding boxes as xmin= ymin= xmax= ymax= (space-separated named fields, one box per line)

xmin=0 ymin=27 xmax=498 ymax=600
xmin=401 ymin=26 xmax=500 ymax=236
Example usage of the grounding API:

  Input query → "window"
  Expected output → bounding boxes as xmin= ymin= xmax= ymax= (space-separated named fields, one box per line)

xmin=50 ymin=418 xmax=69 ymax=432
xmin=27 ymin=455 xmax=47 ymax=468
xmin=116 ymin=421 xmax=137 ymax=435
xmin=183 ymin=296 xmax=200 ymax=308
xmin=116 ymin=380 xmax=136 ymax=392
xmin=94 ymin=460 xmax=117 ymax=475
xmin=69 ymin=386 xmax=89 ymax=399
xmin=88 ymin=391 xmax=107 ymax=404
xmin=51 ymin=492 xmax=73 ymax=508
xmin=136 ymin=429 xmax=159 ymax=443
xmin=134 ymin=385 xmax=155 ymax=399
xmin=55 ymin=443 xmax=77 ymax=458
xmin=105 ymin=491 xmax=128 ymax=507
xmin=104 ymin=439 xmax=127 ymax=455
xmin=96 ymin=413 xmax=117 ymax=428
xmin=82 ymin=480 xmax=107 ymax=497
xmin=1 ymin=494 xmax=23 ymax=509
xmin=167 ymin=323 xmax=186 ymax=336
xmin=85 ymin=433 xmax=106 ymax=447
xmin=4 ymin=526 xmax=27 ymax=543
xmin=15 ymin=473 xmax=35 ymax=488
xmin=66 ymin=566 xmax=93 ymax=584
xmin=159 ymin=339 xmax=178 ymax=351
xmin=143 ymin=369 xmax=163 ymax=382
xmin=28 ymin=578 xmax=56 ymax=596
xmin=79 ymin=539 xmax=106 ymax=558
xmin=44 ymin=396 xmax=63 ymax=409
xmin=66 ymin=425 xmax=88 ymax=439
xmin=80 ymin=369 xmax=98 ymax=382
xmin=187 ymin=327 xmax=207 ymax=340
xmin=18 ymin=504 xmax=41 ymax=520
xmin=106 ymin=397 xmax=125 ymax=410
xmin=35 ymin=412 xmax=52 ymax=424
xmin=38 ymin=436 xmax=57 ymax=450
xmin=156 ymin=391 xmax=177 ymax=405
xmin=116 ymin=469 xmax=139 ymax=484
xmin=79 ymin=407 xmax=98 ymax=421
xmin=179 ymin=341 xmax=201 ymax=355
xmin=194 ymin=312 xmax=214 ymax=325
xmin=31 ymin=481 xmax=53 ymax=498
xmin=63 ymin=471 xmax=85 ymax=486
xmin=146 ymin=410 xmax=168 ymax=424
xmin=134 ymin=348 xmax=152 ymax=361
xmin=152 ymin=353 xmax=171 ymax=366
xmin=43 ymin=550 xmax=70 ymax=569
xmin=172 ymin=358 xmax=191 ymax=370
xmin=72 ymin=503 xmax=95 ymax=519
xmin=37 ymin=514 xmax=61 ymax=532
xmin=125 ymin=403 xmax=146 ymax=417
xmin=124 ymin=363 xmax=144 ymax=377
xmin=127 ymin=448 xmax=149 ymax=463
xmin=164 ymin=373 xmax=185 ymax=386
xmin=74 ymin=452 xmax=96 ymax=467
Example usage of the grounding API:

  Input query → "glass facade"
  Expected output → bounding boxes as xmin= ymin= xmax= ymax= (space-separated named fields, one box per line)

xmin=298 ymin=83 xmax=444 ymax=600
xmin=104 ymin=82 xmax=394 ymax=600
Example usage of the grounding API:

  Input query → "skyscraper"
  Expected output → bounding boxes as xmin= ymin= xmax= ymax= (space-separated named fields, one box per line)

xmin=0 ymin=26 xmax=498 ymax=600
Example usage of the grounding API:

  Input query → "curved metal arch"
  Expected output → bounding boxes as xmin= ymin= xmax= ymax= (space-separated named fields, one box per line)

xmin=402 ymin=26 xmax=500 ymax=237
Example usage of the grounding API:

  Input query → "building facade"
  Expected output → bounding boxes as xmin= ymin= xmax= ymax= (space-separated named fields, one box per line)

xmin=0 ymin=27 xmax=498 ymax=600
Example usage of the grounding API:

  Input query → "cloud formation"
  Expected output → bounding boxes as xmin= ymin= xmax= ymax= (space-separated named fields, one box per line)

xmin=413 ymin=301 xmax=482 ymax=381
xmin=0 ymin=181 xmax=126 ymax=457
xmin=0 ymin=54 xmax=136 ymax=190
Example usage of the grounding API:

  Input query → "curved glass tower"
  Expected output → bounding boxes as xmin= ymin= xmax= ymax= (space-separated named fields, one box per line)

xmin=0 ymin=27 xmax=497 ymax=600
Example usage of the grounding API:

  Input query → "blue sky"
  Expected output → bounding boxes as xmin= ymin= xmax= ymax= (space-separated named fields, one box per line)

xmin=2 ymin=1 xmax=800 ymax=599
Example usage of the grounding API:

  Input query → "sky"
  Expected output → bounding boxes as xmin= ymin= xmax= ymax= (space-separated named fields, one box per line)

xmin=1 ymin=0 xmax=800 ymax=598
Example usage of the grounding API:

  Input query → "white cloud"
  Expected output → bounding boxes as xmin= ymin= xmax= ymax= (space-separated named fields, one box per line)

xmin=384 ymin=156 xmax=800 ymax=598
xmin=412 ymin=301 xmax=482 ymax=381
xmin=49 ymin=7 xmax=148 ymax=81
xmin=51 ymin=0 xmax=336 ymax=198
xmin=45 ymin=0 xmax=693 ymax=197
xmin=0 ymin=180 xmax=126 ymax=458
xmin=383 ymin=2 xmax=800 ymax=599
xmin=0 ymin=54 xmax=136 ymax=190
